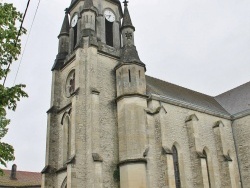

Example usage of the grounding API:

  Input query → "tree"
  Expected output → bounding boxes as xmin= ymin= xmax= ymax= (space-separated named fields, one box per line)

xmin=0 ymin=3 xmax=28 ymax=174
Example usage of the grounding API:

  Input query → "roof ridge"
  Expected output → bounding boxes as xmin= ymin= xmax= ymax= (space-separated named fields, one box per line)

xmin=145 ymin=75 xmax=214 ymax=98
xmin=146 ymin=75 xmax=231 ymax=116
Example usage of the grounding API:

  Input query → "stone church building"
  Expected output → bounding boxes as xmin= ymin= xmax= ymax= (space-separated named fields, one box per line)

xmin=41 ymin=0 xmax=250 ymax=187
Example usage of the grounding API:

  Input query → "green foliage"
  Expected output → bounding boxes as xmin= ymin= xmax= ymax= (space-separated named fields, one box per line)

xmin=0 ymin=3 xmax=28 ymax=174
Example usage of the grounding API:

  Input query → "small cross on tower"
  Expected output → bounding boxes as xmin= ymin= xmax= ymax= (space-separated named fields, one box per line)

xmin=123 ymin=0 xmax=129 ymax=6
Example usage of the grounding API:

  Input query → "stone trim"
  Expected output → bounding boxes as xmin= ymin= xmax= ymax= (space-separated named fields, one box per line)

xmin=185 ymin=114 xmax=199 ymax=123
xmin=58 ymin=32 xmax=69 ymax=38
xmin=116 ymin=93 xmax=148 ymax=102
xmin=145 ymin=106 xmax=167 ymax=115
xmin=56 ymin=166 xmax=67 ymax=174
xmin=61 ymin=53 xmax=76 ymax=71
xmin=91 ymin=89 xmax=100 ymax=95
xmin=57 ymin=103 xmax=72 ymax=114
xmin=197 ymin=151 xmax=206 ymax=159
xmin=97 ymin=49 xmax=120 ymax=59
xmin=41 ymin=165 xmax=56 ymax=174
xmin=143 ymin=147 xmax=149 ymax=157
xmin=46 ymin=106 xmax=58 ymax=114
xmin=61 ymin=110 xmax=71 ymax=125
xmin=71 ymin=87 xmax=80 ymax=97
xmin=97 ymin=44 xmax=121 ymax=58
xmin=118 ymin=158 xmax=147 ymax=167
xmin=162 ymin=146 xmax=173 ymax=155
xmin=41 ymin=165 xmax=50 ymax=174
xmin=66 ymin=155 xmax=76 ymax=164
xmin=223 ymin=154 xmax=233 ymax=162
xmin=213 ymin=120 xmax=224 ymax=128
xmin=115 ymin=61 xmax=146 ymax=71
xmin=92 ymin=153 xmax=103 ymax=162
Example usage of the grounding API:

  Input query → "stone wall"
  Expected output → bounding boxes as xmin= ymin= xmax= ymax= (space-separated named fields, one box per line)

xmin=233 ymin=115 xmax=250 ymax=187
xmin=146 ymin=99 xmax=241 ymax=188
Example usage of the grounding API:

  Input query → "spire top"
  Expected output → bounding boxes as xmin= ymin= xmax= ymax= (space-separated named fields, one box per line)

xmin=122 ymin=0 xmax=134 ymax=30
xmin=123 ymin=0 xmax=129 ymax=6
xmin=59 ymin=11 xmax=69 ymax=36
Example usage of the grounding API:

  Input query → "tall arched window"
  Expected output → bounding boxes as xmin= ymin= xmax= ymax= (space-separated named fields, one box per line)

xmin=105 ymin=19 xmax=113 ymax=47
xmin=63 ymin=115 xmax=71 ymax=163
xmin=71 ymin=14 xmax=78 ymax=49
xmin=203 ymin=150 xmax=211 ymax=188
xmin=172 ymin=146 xmax=181 ymax=188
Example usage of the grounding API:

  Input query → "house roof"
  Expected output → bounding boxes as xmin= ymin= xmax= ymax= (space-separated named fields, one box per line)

xmin=146 ymin=75 xmax=231 ymax=116
xmin=215 ymin=81 xmax=250 ymax=115
xmin=0 ymin=170 xmax=41 ymax=187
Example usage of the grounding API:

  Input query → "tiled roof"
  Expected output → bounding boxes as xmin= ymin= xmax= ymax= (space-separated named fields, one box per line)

xmin=0 ymin=170 xmax=41 ymax=187
xmin=146 ymin=75 xmax=230 ymax=116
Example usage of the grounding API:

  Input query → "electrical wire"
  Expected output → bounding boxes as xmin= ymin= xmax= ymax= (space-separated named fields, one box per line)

xmin=13 ymin=0 xmax=41 ymax=85
xmin=2 ymin=0 xmax=31 ymax=86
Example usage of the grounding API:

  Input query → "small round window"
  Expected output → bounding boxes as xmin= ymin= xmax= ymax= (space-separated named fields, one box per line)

xmin=65 ymin=70 xmax=75 ymax=97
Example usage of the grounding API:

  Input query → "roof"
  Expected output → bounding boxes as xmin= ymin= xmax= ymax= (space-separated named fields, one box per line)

xmin=0 ymin=170 xmax=41 ymax=187
xmin=121 ymin=3 xmax=134 ymax=30
xmin=146 ymin=75 xmax=230 ymax=116
xmin=215 ymin=81 xmax=250 ymax=115
xmin=70 ymin=0 xmax=121 ymax=8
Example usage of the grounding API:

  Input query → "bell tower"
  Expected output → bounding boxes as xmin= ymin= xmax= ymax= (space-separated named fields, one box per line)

xmin=43 ymin=0 xmax=148 ymax=187
xmin=43 ymin=0 xmax=123 ymax=187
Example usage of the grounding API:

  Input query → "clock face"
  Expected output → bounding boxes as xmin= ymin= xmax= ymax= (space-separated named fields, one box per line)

xmin=104 ymin=10 xmax=115 ymax=22
xmin=71 ymin=14 xmax=78 ymax=27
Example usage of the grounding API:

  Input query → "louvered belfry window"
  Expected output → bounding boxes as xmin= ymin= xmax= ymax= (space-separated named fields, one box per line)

xmin=172 ymin=146 xmax=181 ymax=188
xmin=105 ymin=19 xmax=113 ymax=47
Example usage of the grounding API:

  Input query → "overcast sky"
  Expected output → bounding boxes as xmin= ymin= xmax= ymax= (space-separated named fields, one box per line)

xmin=2 ymin=0 xmax=250 ymax=172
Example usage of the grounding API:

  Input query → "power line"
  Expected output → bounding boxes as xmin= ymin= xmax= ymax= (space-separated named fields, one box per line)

xmin=2 ymin=0 xmax=31 ymax=86
xmin=13 ymin=0 xmax=41 ymax=85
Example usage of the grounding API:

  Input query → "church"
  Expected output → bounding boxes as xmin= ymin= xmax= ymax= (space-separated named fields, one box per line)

xmin=41 ymin=0 xmax=250 ymax=187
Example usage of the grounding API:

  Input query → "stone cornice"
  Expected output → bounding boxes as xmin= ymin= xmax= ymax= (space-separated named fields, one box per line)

xmin=118 ymin=158 xmax=147 ymax=167
xmin=57 ymin=103 xmax=72 ymax=114
xmin=116 ymin=93 xmax=148 ymax=102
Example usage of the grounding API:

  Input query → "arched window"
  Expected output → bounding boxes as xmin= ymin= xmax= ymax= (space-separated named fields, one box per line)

xmin=203 ymin=150 xmax=211 ymax=188
xmin=63 ymin=115 xmax=71 ymax=163
xmin=71 ymin=14 xmax=78 ymax=48
xmin=172 ymin=146 xmax=181 ymax=188
xmin=105 ymin=19 xmax=113 ymax=46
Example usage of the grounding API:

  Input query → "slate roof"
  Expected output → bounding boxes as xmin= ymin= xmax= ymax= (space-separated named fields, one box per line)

xmin=0 ymin=170 xmax=41 ymax=187
xmin=59 ymin=13 xmax=69 ymax=36
xmin=146 ymin=75 xmax=231 ymax=116
xmin=121 ymin=2 xmax=134 ymax=30
xmin=215 ymin=81 xmax=250 ymax=115
xmin=71 ymin=0 xmax=121 ymax=6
